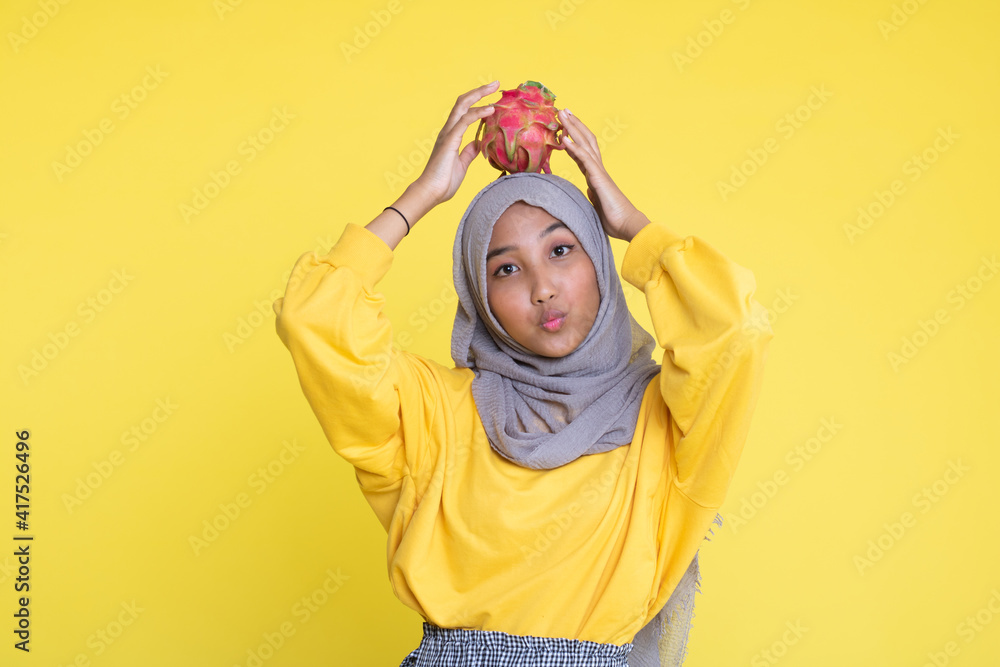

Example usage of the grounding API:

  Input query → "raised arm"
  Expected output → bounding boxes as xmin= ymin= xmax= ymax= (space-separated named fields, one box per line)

xmin=620 ymin=220 xmax=773 ymax=508
xmin=272 ymin=216 xmax=414 ymax=485
xmin=557 ymin=108 xmax=773 ymax=509
xmin=368 ymin=80 xmax=501 ymax=251
xmin=271 ymin=82 xmax=500 ymax=503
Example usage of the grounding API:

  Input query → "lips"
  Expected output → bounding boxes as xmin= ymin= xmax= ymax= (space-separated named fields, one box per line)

xmin=540 ymin=309 xmax=566 ymax=331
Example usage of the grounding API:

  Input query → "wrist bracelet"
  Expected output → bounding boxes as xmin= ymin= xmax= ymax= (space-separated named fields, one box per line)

xmin=384 ymin=206 xmax=410 ymax=236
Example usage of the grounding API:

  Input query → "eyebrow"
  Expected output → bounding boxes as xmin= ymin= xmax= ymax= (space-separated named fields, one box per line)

xmin=486 ymin=221 xmax=570 ymax=263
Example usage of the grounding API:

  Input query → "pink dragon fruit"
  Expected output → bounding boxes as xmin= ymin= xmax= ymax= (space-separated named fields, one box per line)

xmin=476 ymin=81 xmax=564 ymax=175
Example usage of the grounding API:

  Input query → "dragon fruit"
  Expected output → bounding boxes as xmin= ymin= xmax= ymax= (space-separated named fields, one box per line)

xmin=476 ymin=80 xmax=564 ymax=175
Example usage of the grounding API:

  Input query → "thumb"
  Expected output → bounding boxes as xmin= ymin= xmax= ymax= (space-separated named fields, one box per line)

xmin=458 ymin=138 xmax=481 ymax=171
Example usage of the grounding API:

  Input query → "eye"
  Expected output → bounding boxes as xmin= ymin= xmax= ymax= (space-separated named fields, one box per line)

xmin=491 ymin=245 xmax=575 ymax=278
xmin=552 ymin=244 xmax=574 ymax=257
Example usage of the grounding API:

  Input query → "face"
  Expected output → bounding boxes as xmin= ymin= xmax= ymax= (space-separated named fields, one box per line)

xmin=485 ymin=202 xmax=600 ymax=358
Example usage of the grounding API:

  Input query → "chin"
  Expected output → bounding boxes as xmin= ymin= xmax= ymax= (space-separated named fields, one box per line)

xmin=515 ymin=330 xmax=582 ymax=358
xmin=536 ymin=342 xmax=578 ymax=359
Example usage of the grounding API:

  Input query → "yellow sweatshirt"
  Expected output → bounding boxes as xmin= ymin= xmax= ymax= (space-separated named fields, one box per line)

xmin=273 ymin=219 xmax=773 ymax=647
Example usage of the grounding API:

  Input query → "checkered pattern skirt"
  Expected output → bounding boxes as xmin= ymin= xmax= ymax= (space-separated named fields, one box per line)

xmin=398 ymin=622 xmax=634 ymax=666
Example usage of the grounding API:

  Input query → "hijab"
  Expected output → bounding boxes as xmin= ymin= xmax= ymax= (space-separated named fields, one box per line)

xmin=450 ymin=172 xmax=660 ymax=469
xmin=449 ymin=172 xmax=723 ymax=666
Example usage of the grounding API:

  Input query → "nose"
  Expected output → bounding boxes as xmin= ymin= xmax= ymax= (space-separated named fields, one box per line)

xmin=531 ymin=269 xmax=557 ymax=304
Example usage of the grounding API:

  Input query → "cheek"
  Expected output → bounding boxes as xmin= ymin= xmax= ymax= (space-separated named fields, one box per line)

xmin=486 ymin=284 xmax=514 ymax=324
xmin=574 ymin=263 xmax=600 ymax=305
xmin=493 ymin=289 xmax=535 ymax=334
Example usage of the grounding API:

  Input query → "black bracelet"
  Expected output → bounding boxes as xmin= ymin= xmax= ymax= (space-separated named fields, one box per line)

xmin=384 ymin=206 xmax=410 ymax=236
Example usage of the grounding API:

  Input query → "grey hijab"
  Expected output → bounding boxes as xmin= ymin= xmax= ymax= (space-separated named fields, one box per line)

xmin=450 ymin=172 xmax=660 ymax=469
xmin=450 ymin=172 xmax=723 ymax=665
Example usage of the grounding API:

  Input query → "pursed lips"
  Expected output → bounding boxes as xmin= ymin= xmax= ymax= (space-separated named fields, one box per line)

xmin=540 ymin=309 xmax=566 ymax=329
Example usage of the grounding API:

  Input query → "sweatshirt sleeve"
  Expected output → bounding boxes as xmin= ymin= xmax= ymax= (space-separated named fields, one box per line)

xmin=272 ymin=222 xmax=437 ymax=492
xmin=620 ymin=222 xmax=774 ymax=509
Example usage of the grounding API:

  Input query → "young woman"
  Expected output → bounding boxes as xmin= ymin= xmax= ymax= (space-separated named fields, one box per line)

xmin=273 ymin=81 xmax=774 ymax=666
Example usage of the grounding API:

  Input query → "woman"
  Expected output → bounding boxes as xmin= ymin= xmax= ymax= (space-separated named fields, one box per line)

xmin=273 ymin=81 xmax=774 ymax=666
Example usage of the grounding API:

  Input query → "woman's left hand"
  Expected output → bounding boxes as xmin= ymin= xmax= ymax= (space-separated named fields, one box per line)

xmin=557 ymin=108 xmax=649 ymax=242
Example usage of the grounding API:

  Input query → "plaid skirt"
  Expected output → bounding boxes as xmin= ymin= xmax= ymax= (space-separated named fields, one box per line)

xmin=398 ymin=622 xmax=634 ymax=666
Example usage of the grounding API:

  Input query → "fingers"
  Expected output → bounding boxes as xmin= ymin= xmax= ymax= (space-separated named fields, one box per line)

xmin=439 ymin=104 xmax=495 ymax=153
xmin=558 ymin=108 xmax=601 ymax=158
xmin=461 ymin=80 xmax=500 ymax=102
xmin=458 ymin=137 xmax=480 ymax=171
xmin=559 ymin=125 xmax=593 ymax=171
xmin=443 ymin=81 xmax=500 ymax=135
xmin=560 ymin=111 xmax=612 ymax=183
xmin=468 ymin=104 xmax=496 ymax=119
xmin=559 ymin=109 xmax=597 ymax=154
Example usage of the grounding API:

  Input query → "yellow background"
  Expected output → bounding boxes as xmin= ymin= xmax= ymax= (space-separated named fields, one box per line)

xmin=3 ymin=0 xmax=999 ymax=665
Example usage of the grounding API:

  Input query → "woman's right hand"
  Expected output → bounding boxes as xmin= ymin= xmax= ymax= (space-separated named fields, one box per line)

xmin=411 ymin=81 xmax=499 ymax=207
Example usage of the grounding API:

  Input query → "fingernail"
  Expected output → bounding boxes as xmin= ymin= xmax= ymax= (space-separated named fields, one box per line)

xmin=564 ymin=108 xmax=572 ymax=116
